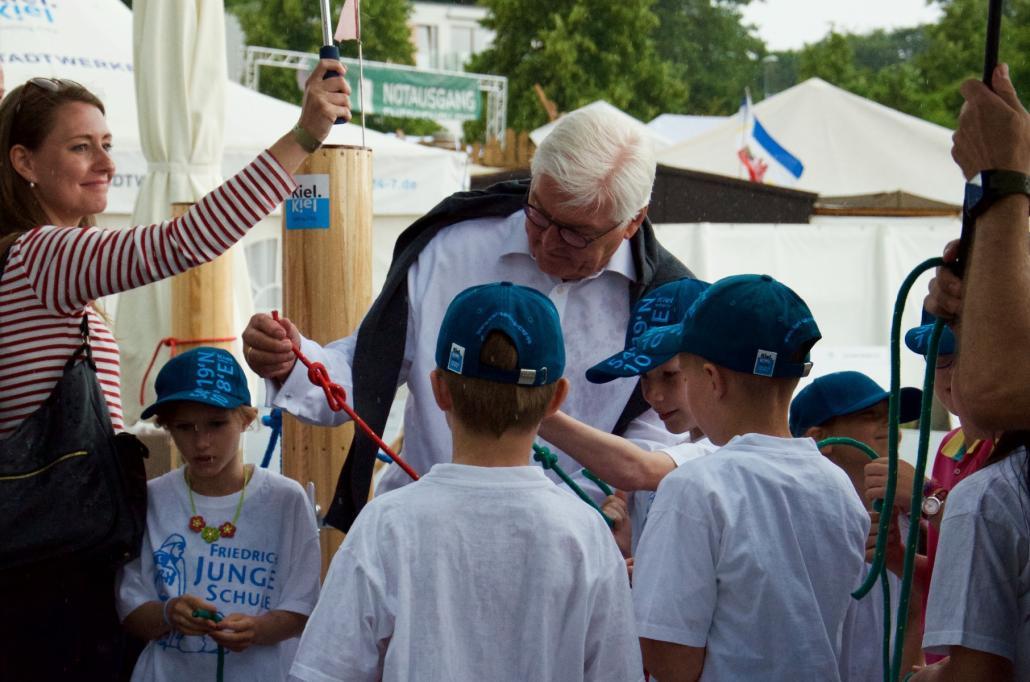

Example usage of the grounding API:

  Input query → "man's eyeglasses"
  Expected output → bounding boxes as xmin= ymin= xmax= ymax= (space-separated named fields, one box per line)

xmin=523 ymin=201 xmax=628 ymax=249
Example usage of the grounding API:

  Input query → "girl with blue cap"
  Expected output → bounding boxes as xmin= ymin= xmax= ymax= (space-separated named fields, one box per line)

xmin=115 ymin=348 xmax=321 ymax=682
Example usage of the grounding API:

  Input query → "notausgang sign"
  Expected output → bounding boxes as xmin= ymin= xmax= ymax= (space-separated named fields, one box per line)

xmin=327 ymin=60 xmax=481 ymax=122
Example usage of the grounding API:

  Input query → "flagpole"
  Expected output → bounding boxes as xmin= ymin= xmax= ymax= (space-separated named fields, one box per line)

xmin=356 ymin=0 xmax=366 ymax=148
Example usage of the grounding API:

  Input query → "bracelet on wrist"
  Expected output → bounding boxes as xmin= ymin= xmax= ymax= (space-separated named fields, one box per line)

xmin=290 ymin=123 xmax=322 ymax=154
xmin=162 ymin=597 xmax=176 ymax=630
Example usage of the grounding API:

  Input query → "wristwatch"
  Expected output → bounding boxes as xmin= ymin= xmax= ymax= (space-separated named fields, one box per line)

xmin=921 ymin=487 xmax=949 ymax=519
xmin=963 ymin=169 xmax=1030 ymax=219
xmin=290 ymin=123 xmax=322 ymax=154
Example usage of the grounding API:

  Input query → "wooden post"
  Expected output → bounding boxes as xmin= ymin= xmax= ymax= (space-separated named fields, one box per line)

xmin=168 ymin=202 xmax=236 ymax=471
xmin=281 ymin=146 xmax=373 ymax=575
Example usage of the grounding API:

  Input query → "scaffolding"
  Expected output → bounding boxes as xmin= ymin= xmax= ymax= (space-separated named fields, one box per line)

xmin=242 ymin=46 xmax=508 ymax=144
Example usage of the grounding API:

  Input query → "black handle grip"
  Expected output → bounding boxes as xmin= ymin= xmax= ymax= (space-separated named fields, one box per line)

xmin=319 ymin=44 xmax=347 ymax=125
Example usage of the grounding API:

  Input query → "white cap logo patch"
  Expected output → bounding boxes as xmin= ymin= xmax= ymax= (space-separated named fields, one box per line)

xmin=753 ymin=349 xmax=777 ymax=377
xmin=447 ymin=343 xmax=466 ymax=374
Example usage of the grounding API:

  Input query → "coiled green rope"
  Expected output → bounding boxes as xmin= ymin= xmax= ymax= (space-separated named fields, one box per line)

xmin=533 ymin=445 xmax=614 ymax=527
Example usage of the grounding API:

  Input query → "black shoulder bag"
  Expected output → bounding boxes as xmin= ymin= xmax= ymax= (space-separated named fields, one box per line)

xmin=0 ymin=245 xmax=148 ymax=571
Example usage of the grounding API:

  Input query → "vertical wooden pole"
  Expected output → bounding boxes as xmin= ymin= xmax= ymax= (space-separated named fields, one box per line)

xmin=168 ymin=202 xmax=236 ymax=471
xmin=282 ymin=146 xmax=373 ymax=575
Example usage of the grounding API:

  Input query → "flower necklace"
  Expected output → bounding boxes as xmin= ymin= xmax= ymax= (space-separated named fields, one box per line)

xmin=186 ymin=466 xmax=251 ymax=543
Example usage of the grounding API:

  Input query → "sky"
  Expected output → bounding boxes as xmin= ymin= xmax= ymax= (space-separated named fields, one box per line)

xmin=741 ymin=0 xmax=944 ymax=52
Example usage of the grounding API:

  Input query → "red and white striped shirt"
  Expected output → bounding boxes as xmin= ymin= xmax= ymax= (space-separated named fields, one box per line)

xmin=0 ymin=151 xmax=295 ymax=438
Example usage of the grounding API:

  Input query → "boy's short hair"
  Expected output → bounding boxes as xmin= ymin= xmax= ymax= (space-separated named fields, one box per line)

xmin=623 ymin=274 xmax=822 ymax=379
xmin=788 ymin=371 xmax=923 ymax=437
xmin=141 ymin=347 xmax=251 ymax=420
xmin=586 ymin=277 xmax=709 ymax=383
xmin=436 ymin=282 xmax=565 ymax=437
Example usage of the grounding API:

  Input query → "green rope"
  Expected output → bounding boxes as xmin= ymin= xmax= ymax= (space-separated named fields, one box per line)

xmin=533 ymin=445 xmax=614 ymax=527
xmin=192 ymin=608 xmax=225 ymax=682
xmin=581 ymin=468 xmax=614 ymax=497
xmin=817 ymin=436 xmax=892 ymax=677
xmin=842 ymin=256 xmax=943 ymax=682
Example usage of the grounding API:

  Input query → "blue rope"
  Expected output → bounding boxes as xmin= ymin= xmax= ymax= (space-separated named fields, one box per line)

xmin=259 ymin=408 xmax=282 ymax=469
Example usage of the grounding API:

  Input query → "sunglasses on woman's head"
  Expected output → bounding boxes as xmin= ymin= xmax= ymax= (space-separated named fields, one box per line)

xmin=15 ymin=77 xmax=85 ymax=114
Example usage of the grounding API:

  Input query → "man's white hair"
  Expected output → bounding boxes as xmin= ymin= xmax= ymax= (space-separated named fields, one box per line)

xmin=530 ymin=107 xmax=656 ymax=224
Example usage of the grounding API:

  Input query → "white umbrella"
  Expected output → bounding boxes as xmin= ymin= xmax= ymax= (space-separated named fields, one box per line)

xmin=114 ymin=0 xmax=250 ymax=426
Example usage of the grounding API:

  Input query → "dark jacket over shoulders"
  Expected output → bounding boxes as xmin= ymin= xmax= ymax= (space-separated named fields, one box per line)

xmin=324 ymin=180 xmax=693 ymax=531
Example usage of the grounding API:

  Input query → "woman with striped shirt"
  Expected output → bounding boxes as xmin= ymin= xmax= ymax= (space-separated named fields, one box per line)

xmin=0 ymin=60 xmax=350 ymax=680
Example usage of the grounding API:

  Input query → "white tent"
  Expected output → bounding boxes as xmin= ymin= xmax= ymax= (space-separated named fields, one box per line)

xmin=530 ymin=100 xmax=672 ymax=149
xmin=658 ymin=78 xmax=965 ymax=205
xmin=0 ymin=0 xmax=469 ymax=217
xmin=647 ymin=114 xmax=726 ymax=145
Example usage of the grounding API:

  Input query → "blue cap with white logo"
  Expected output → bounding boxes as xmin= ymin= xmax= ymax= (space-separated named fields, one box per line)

xmin=905 ymin=308 xmax=956 ymax=357
xmin=631 ymin=274 xmax=821 ymax=379
xmin=435 ymin=282 xmax=564 ymax=386
xmin=141 ymin=347 xmax=251 ymax=419
xmin=789 ymin=371 xmax=923 ymax=437
xmin=586 ymin=278 xmax=710 ymax=383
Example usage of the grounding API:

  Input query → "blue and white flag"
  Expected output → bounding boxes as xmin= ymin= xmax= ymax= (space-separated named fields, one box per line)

xmin=737 ymin=90 xmax=804 ymax=184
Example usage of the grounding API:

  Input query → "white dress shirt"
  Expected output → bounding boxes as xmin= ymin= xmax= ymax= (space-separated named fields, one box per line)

xmin=269 ymin=211 xmax=678 ymax=494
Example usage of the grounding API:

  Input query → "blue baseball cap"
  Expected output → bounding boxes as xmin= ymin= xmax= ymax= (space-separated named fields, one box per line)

xmin=436 ymin=281 xmax=564 ymax=386
xmin=789 ymin=371 xmax=923 ymax=437
xmin=586 ymin=278 xmax=710 ymax=383
xmin=632 ymin=274 xmax=821 ymax=378
xmin=905 ymin=308 xmax=956 ymax=357
xmin=141 ymin=347 xmax=251 ymax=419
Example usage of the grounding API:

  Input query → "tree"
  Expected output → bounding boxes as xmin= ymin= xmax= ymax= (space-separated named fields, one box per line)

xmin=652 ymin=0 xmax=766 ymax=115
xmin=225 ymin=0 xmax=434 ymax=134
xmin=468 ymin=0 xmax=687 ymax=133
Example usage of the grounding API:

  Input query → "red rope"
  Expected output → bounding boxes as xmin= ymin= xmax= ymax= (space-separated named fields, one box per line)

xmin=272 ymin=311 xmax=419 ymax=481
xmin=139 ymin=335 xmax=237 ymax=406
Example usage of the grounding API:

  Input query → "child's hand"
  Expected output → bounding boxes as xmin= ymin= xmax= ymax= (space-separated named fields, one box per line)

xmin=625 ymin=557 xmax=634 ymax=584
xmin=601 ymin=492 xmax=632 ymax=558
xmin=865 ymin=459 xmax=919 ymax=512
xmin=165 ymin=594 xmax=219 ymax=636
xmin=866 ymin=509 xmax=906 ymax=577
xmin=210 ymin=613 xmax=261 ymax=652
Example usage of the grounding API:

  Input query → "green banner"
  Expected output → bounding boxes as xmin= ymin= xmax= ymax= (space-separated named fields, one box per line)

xmin=323 ymin=59 xmax=481 ymax=121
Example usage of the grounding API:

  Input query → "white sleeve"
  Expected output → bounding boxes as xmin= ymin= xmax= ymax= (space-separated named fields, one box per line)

xmin=271 ymin=486 xmax=322 ymax=617
xmin=584 ymin=538 xmax=646 ymax=681
xmin=115 ymin=531 xmax=158 ymax=621
xmin=268 ymin=334 xmax=357 ymax=426
xmin=620 ymin=408 xmax=681 ymax=452
xmin=289 ymin=518 xmax=392 ymax=682
xmin=633 ymin=484 xmax=717 ymax=647
xmin=922 ymin=508 xmax=1023 ymax=662
xmin=268 ymin=263 xmax=420 ymax=427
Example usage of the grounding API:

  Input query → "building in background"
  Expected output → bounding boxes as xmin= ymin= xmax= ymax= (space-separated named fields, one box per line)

xmin=411 ymin=1 xmax=494 ymax=72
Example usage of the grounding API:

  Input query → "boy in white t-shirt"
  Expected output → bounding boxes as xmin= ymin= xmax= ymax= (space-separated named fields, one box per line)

xmin=789 ymin=371 xmax=926 ymax=682
xmin=289 ymin=282 xmax=643 ymax=682
xmin=630 ymin=274 xmax=869 ymax=681
xmin=536 ymin=278 xmax=715 ymax=555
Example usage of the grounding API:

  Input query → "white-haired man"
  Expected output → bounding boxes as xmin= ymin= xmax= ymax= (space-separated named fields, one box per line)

xmin=243 ymin=108 xmax=692 ymax=530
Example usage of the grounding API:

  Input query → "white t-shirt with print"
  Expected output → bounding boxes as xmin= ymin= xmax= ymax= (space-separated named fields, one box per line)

xmin=633 ymin=433 xmax=869 ymax=681
xmin=923 ymin=451 xmax=1030 ymax=678
xmin=628 ymin=437 xmax=714 ymax=555
xmin=116 ymin=466 xmax=321 ymax=682
xmin=289 ymin=463 xmax=643 ymax=682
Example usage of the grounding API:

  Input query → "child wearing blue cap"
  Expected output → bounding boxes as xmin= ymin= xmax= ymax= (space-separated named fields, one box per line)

xmin=290 ymin=282 xmax=642 ymax=682
xmin=115 ymin=347 xmax=321 ymax=682
xmin=629 ymin=274 xmax=868 ymax=681
xmin=535 ymin=277 xmax=715 ymax=556
xmin=789 ymin=371 xmax=925 ymax=681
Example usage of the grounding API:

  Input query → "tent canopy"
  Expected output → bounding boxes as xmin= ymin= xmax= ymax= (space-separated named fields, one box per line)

xmin=657 ymin=78 xmax=965 ymax=206
xmin=647 ymin=114 xmax=726 ymax=145
xmin=529 ymin=100 xmax=672 ymax=149
xmin=0 ymin=0 xmax=468 ymax=216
